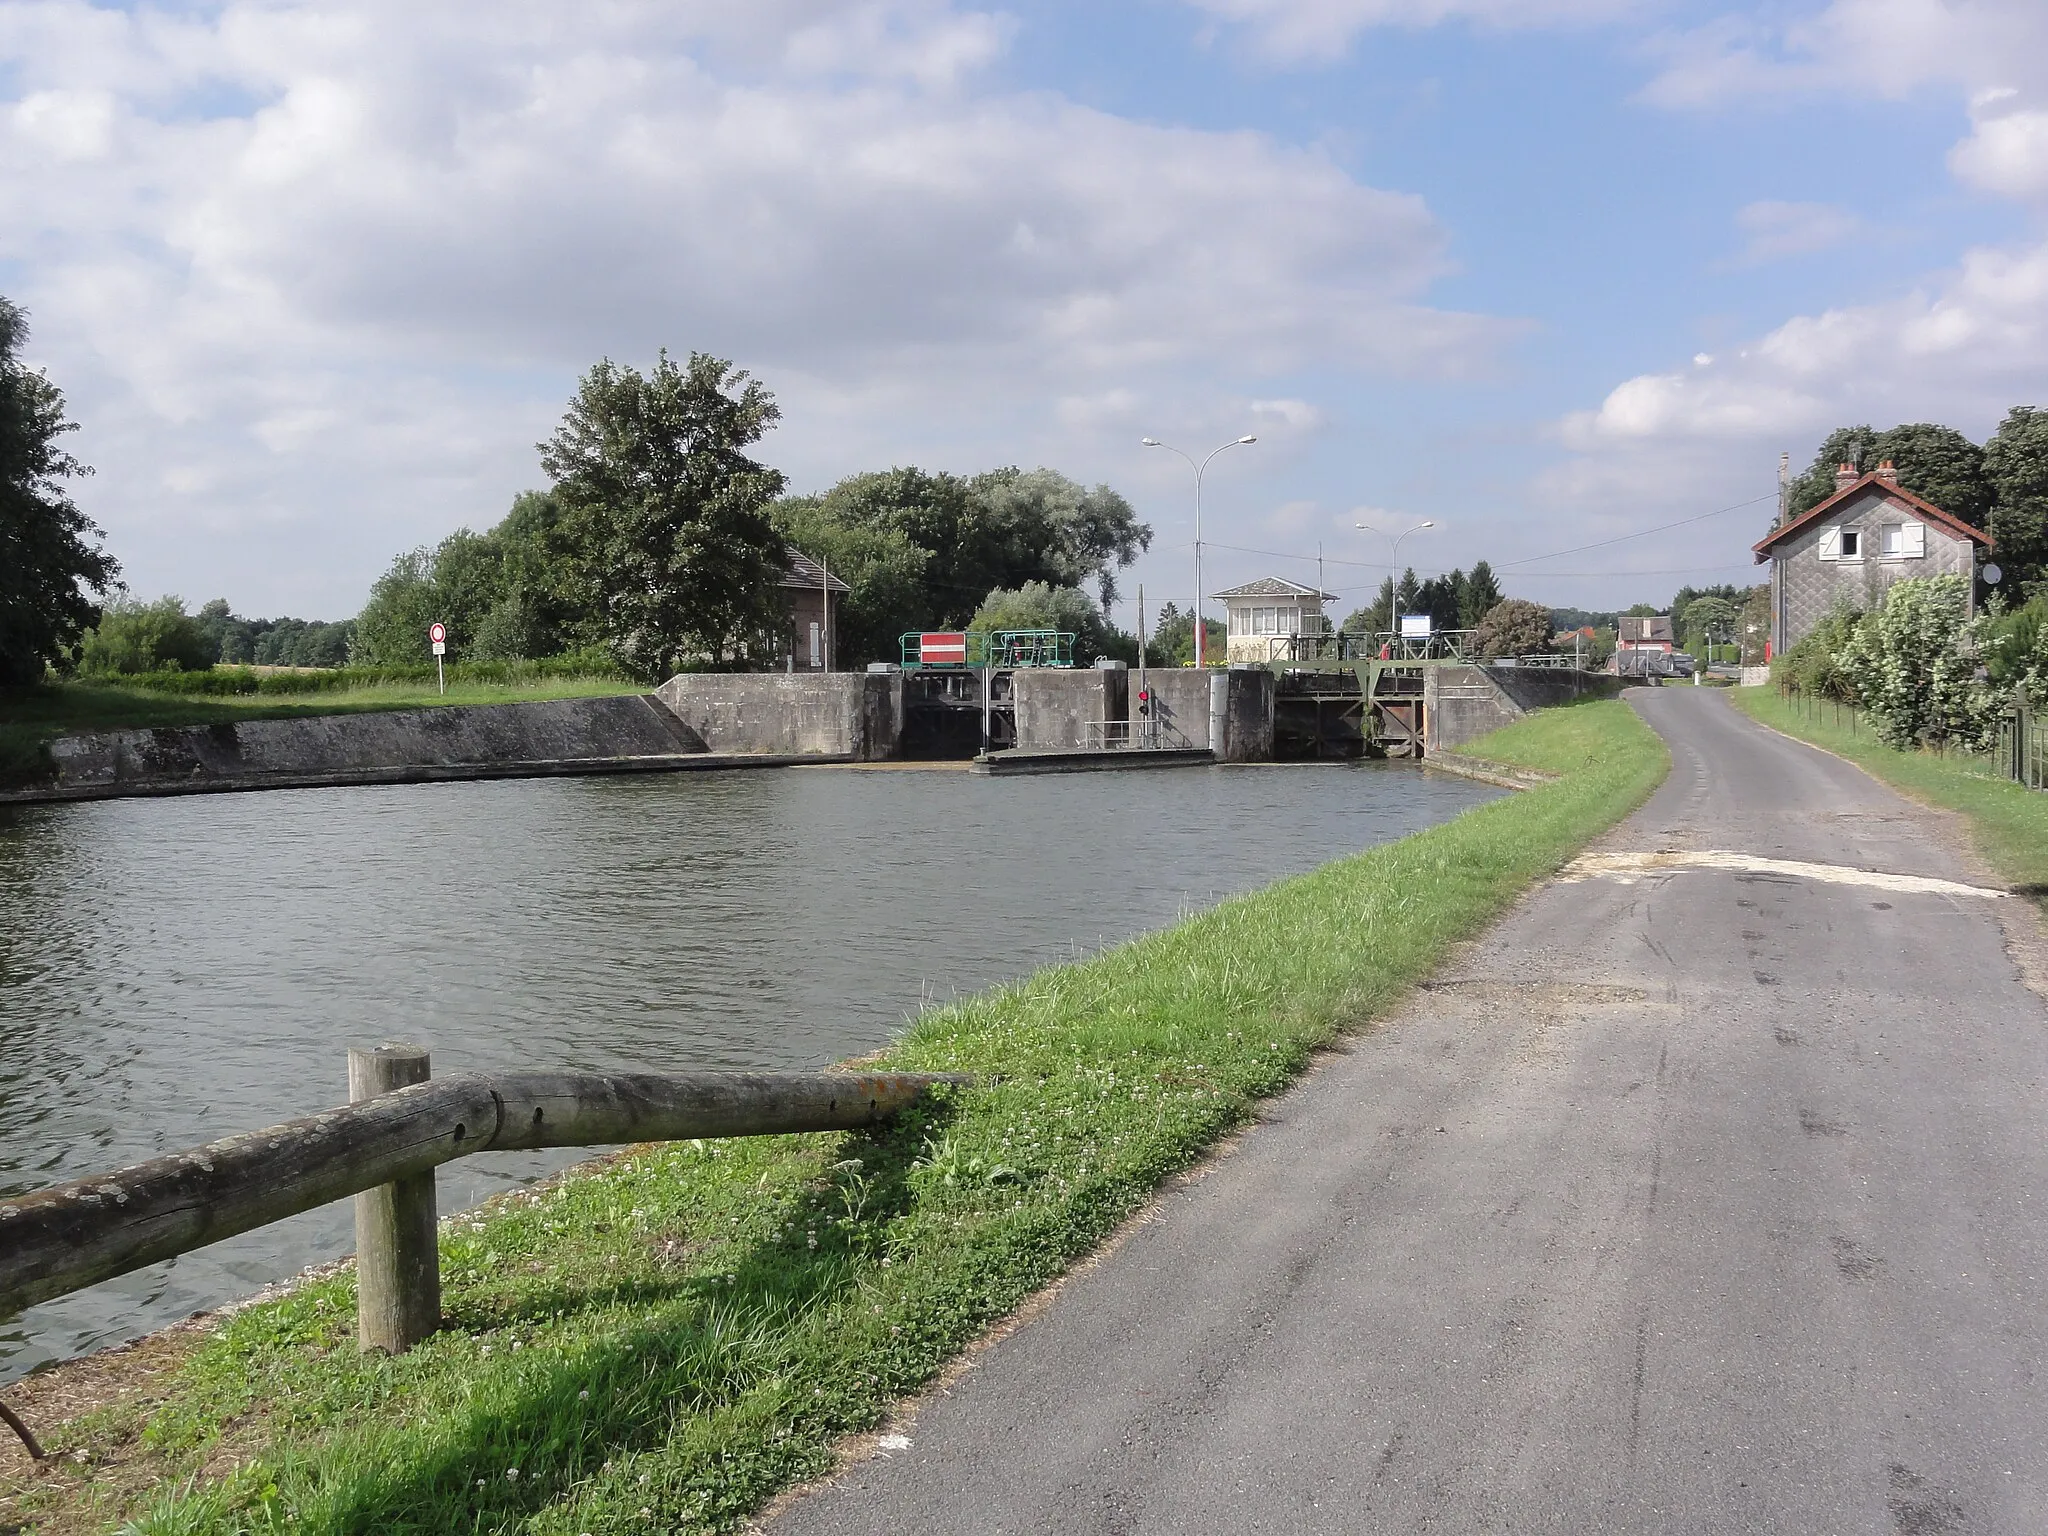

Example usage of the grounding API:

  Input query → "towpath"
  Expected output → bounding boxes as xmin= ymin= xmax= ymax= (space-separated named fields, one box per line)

xmin=763 ymin=690 xmax=2048 ymax=1535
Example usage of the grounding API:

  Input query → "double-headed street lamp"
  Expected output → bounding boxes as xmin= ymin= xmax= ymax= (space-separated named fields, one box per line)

xmin=1143 ymin=434 xmax=1257 ymax=668
xmin=1355 ymin=518 xmax=1436 ymax=586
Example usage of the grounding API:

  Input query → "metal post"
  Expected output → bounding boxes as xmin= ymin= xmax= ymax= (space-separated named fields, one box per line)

xmin=436 ymin=655 xmax=444 ymax=696
xmin=821 ymin=556 xmax=832 ymax=673
xmin=348 ymin=1044 xmax=439 ymax=1354
xmin=1138 ymin=584 xmax=1149 ymax=747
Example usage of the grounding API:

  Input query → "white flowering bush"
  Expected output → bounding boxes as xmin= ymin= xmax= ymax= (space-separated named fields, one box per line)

xmin=1834 ymin=575 xmax=1998 ymax=750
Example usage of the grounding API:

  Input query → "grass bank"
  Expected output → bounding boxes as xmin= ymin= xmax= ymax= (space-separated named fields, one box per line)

xmin=1729 ymin=687 xmax=2048 ymax=894
xmin=1 ymin=698 xmax=1667 ymax=1536
xmin=0 ymin=672 xmax=645 ymax=789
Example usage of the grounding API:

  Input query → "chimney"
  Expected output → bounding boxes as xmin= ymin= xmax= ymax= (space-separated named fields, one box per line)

xmin=1875 ymin=458 xmax=1899 ymax=484
xmin=1835 ymin=462 xmax=1860 ymax=491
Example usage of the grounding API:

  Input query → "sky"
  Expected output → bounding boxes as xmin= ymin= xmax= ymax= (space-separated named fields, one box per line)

xmin=3 ymin=0 xmax=2045 ymax=630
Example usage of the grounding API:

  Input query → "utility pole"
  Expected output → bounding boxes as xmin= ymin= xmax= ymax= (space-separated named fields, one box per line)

xmin=1777 ymin=451 xmax=1790 ymax=528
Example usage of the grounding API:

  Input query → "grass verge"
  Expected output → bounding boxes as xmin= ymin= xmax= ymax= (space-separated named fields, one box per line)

xmin=0 ymin=675 xmax=647 ymax=789
xmin=0 ymin=698 xmax=1667 ymax=1536
xmin=1729 ymin=687 xmax=2048 ymax=894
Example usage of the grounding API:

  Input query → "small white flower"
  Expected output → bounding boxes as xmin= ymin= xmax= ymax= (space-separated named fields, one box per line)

xmin=506 ymin=1468 xmax=519 ymax=1482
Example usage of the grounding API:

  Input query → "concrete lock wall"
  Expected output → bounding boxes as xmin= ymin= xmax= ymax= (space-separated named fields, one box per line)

xmin=655 ymin=672 xmax=901 ymax=760
xmin=1424 ymin=665 xmax=1620 ymax=754
xmin=38 ymin=695 xmax=712 ymax=798
xmin=1011 ymin=670 xmax=1128 ymax=750
xmin=1140 ymin=670 xmax=1213 ymax=750
xmin=1216 ymin=667 xmax=1276 ymax=763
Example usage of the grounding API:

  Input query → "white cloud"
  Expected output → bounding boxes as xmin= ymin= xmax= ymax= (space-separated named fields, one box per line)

xmin=1728 ymin=200 xmax=1861 ymax=266
xmin=0 ymin=0 xmax=1509 ymax=615
xmin=1639 ymin=0 xmax=2048 ymax=110
xmin=1951 ymin=89 xmax=2048 ymax=207
xmin=1181 ymin=0 xmax=1641 ymax=62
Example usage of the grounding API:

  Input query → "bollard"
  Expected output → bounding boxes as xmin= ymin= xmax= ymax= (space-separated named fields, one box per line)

xmin=347 ymin=1044 xmax=440 ymax=1354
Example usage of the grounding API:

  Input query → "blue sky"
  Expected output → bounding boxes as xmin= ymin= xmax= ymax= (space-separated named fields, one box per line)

xmin=3 ymin=0 xmax=2045 ymax=627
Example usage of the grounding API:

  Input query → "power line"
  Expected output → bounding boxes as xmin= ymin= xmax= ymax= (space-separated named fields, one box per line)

xmin=1495 ymin=492 xmax=1779 ymax=568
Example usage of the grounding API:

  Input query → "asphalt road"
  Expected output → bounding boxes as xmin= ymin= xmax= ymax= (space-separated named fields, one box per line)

xmin=764 ymin=690 xmax=2048 ymax=1535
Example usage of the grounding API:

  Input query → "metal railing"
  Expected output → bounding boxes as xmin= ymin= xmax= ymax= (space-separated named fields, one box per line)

xmin=1082 ymin=719 xmax=1167 ymax=749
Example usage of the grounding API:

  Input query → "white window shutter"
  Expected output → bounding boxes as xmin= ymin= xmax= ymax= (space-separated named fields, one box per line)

xmin=1903 ymin=521 xmax=1926 ymax=557
xmin=1819 ymin=527 xmax=1841 ymax=561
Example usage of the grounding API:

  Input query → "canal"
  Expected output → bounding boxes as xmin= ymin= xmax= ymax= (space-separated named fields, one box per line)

xmin=0 ymin=761 xmax=1499 ymax=1382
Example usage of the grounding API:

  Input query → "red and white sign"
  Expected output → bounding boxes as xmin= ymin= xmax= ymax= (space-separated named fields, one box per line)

xmin=429 ymin=621 xmax=447 ymax=656
xmin=919 ymin=631 xmax=968 ymax=665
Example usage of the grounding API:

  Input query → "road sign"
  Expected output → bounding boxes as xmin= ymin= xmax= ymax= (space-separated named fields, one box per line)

xmin=429 ymin=621 xmax=447 ymax=656
xmin=919 ymin=632 xmax=968 ymax=665
xmin=1399 ymin=613 xmax=1432 ymax=638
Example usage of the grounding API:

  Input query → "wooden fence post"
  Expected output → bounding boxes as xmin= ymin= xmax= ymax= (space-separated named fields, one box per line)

xmin=347 ymin=1044 xmax=440 ymax=1354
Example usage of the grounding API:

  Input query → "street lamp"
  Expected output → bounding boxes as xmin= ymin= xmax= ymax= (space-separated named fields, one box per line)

xmin=1355 ymin=519 xmax=1436 ymax=599
xmin=1143 ymin=434 xmax=1257 ymax=668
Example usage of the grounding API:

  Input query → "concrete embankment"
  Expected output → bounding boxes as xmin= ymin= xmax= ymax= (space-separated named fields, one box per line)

xmin=1425 ymin=664 xmax=1622 ymax=753
xmin=1 ymin=694 xmax=836 ymax=805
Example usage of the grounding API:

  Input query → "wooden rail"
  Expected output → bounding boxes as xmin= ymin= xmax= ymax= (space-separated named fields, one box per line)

xmin=0 ymin=1048 xmax=966 ymax=1360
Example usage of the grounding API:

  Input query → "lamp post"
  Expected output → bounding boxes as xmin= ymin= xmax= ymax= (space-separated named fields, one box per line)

xmin=1355 ymin=519 xmax=1435 ymax=629
xmin=1143 ymin=434 xmax=1256 ymax=668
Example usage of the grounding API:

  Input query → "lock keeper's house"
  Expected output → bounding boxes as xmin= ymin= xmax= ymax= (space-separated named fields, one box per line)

xmin=1752 ymin=459 xmax=1992 ymax=656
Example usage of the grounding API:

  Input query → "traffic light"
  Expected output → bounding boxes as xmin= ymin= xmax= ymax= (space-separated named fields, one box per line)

xmin=1137 ymin=689 xmax=1151 ymax=717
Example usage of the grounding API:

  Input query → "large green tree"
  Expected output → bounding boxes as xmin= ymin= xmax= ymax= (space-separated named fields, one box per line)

xmin=770 ymin=494 xmax=931 ymax=666
xmin=1460 ymin=561 xmax=1502 ymax=628
xmin=1986 ymin=407 xmax=2048 ymax=597
xmin=0 ymin=298 xmax=117 ymax=685
xmin=540 ymin=351 xmax=788 ymax=675
xmin=1786 ymin=423 xmax=1993 ymax=525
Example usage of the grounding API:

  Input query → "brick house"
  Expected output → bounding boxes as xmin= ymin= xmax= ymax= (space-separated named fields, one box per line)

xmin=783 ymin=549 xmax=850 ymax=671
xmin=1617 ymin=615 xmax=1674 ymax=653
xmin=1752 ymin=460 xmax=1991 ymax=655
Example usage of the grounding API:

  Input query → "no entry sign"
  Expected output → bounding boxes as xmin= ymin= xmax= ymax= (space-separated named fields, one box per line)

xmin=919 ymin=632 xmax=968 ymax=665
xmin=429 ymin=622 xmax=447 ymax=656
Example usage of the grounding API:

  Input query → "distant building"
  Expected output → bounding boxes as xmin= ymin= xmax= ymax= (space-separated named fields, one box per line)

xmin=783 ymin=549 xmax=851 ymax=671
xmin=1211 ymin=577 xmax=1338 ymax=663
xmin=1752 ymin=460 xmax=1991 ymax=655
xmin=1617 ymin=615 xmax=1675 ymax=653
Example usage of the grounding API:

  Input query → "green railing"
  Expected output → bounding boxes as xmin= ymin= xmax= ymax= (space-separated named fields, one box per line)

xmin=898 ymin=630 xmax=1075 ymax=669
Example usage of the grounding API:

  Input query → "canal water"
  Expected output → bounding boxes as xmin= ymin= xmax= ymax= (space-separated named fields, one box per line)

xmin=0 ymin=762 xmax=1499 ymax=1382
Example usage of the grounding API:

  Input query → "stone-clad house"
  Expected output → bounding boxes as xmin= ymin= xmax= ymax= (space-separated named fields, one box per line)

xmin=1752 ymin=460 xmax=1992 ymax=656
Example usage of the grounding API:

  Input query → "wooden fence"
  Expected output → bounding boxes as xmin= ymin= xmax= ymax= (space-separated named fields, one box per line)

xmin=0 ymin=1044 xmax=966 ymax=1455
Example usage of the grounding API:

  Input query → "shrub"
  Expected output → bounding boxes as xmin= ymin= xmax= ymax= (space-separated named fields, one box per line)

xmin=1471 ymin=598 xmax=1553 ymax=660
xmin=1834 ymin=575 xmax=1996 ymax=750
xmin=1770 ymin=603 xmax=1863 ymax=701
xmin=75 ymin=595 xmax=212 ymax=675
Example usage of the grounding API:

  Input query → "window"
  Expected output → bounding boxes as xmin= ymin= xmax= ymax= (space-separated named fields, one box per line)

xmin=1838 ymin=528 xmax=1861 ymax=558
xmin=1253 ymin=607 xmax=1278 ymax=635
xmin=1881 ymin=525 xmax=1902 ymax=557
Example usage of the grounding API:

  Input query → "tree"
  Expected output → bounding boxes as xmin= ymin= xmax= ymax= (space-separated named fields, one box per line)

xmin=1414 ymin=568 xmax=1467 ymax=634
xmin=1150 ymin=602 xmax=1224 ymax=666
xmin=1343 ymin=576 xmax=1396 ymax=637
xmin=0 ymin=297 xmax=117 ymax=685
xmin=772 ymin=493 xmax=931 ymax=666
xmin=1786 ymin=422 xmax=1994 ymax=525
xmin=969 ymin=581 xmax=1109 ymax=663
xmin=1987 ymin=407 xmax=2048 ymax=597
xmin=352 ymin=547 xmax=443 ymax=665
xmin=76 ymin=595 xmax=212 ymax=675
xmin=787 ymin=464 xmax=1150 ymax=632
xmin=1680 ymin=595 xmax=1739 ymax=661
xmin=541 ymin=351 xmax=788 ymax=676
xmin=1472 ymin=598 xmax=1553 ymax=660
xmin=1461 ymin=561 xmax=1502 ymax=628
xmin=1669 ymin=583 xmax=1740 ymax=639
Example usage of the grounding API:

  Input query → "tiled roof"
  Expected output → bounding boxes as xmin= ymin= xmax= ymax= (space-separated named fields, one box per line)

xmin=781 ymin=548 xmax=852 ymax=592
xmin=1752 ymin=473 xmax=1991 ymax=563
xmin=1209 ymin=575 xmax=1337 ymax=601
